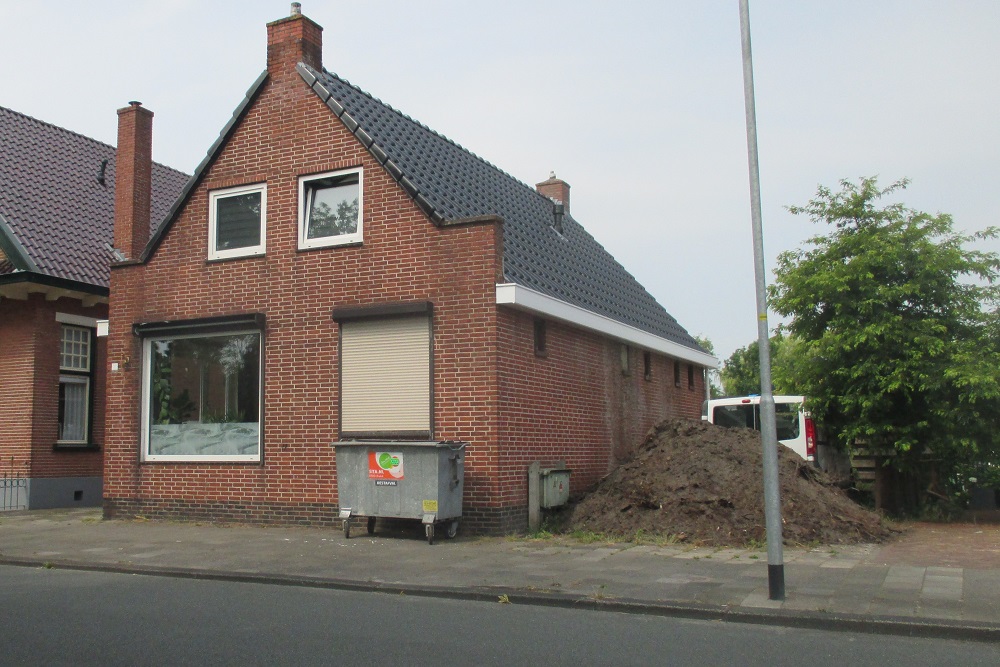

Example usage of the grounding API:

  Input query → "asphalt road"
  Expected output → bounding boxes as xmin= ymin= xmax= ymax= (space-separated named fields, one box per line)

xmin=1 ymin=566 xmax=997 ymax=666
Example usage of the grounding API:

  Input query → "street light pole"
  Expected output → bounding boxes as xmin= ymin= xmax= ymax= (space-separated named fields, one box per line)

xmin=738 ymin=0 xmax=785 ymax=601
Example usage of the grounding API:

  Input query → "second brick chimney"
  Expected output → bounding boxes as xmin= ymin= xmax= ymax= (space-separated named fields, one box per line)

xmin=114 ymin=101 xmax=153 ymax=260
xmin=535 ymin=172 xmax=571 ymax=215
xmin=267 ymin=3 xmax=323 ymax=77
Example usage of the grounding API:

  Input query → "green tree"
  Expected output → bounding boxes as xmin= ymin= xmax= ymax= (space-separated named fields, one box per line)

xmin=694 ymin=335 xmax=723 ymax=398
xmin=721 ymin=340 xmax=761 ymax=397
xmin=721 ymin=333 xmax=798 ymax=396
xmin=769 ymin=177 xmax=1000 ymax=499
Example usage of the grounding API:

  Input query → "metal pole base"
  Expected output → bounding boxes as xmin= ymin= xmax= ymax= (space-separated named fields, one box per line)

xmin=768 ymin=563 xmax=785 ymax=600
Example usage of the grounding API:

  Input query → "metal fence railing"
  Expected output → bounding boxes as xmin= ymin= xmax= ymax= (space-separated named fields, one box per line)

xmin=1 ymin=468 xmax=28 ymax=511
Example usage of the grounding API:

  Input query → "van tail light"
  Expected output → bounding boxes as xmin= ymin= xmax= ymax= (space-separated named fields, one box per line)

xmin=805 ymin=417 xmax=817 ymax=460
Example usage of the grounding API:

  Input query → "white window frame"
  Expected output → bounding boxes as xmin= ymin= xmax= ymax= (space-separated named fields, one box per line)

xmin=208 ymin=183 xmax=267 ymax=260
xmin=57 ymin=324 xmax=93 ymax=445
xmin=298 ymin=167 xmax=363 ymax=249
xmin=140 ymin=329 xmax=263 ymax=463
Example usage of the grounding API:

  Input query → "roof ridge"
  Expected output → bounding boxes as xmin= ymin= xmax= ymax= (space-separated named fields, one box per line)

xmin=0 ymin=104 xmax=189 ymax=179
xmin=318 ymin=68 xmax=545 ymax=204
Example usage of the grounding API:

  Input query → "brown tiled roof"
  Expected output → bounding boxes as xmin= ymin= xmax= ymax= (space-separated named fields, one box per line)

xmin=0 ymin=106 xmax=189 ymax=289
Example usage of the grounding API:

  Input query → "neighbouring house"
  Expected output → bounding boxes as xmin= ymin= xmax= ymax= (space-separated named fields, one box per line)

xmin=0 ymin=105 xmax=188 ymax=510
xmin=104 ymin=6 xmax=717 ymax=533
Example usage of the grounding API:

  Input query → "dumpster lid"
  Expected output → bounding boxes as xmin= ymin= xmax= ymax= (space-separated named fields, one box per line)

xmin=333 ymin=440 xmax=466 ymax=450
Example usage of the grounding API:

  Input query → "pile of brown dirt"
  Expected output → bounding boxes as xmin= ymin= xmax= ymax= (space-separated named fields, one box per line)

xmin=565 ymin=418 xmax=892 ymax=546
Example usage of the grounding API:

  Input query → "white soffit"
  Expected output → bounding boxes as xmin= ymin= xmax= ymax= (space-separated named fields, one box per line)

xmin=496 ymin=283 xmax=719 ymax=369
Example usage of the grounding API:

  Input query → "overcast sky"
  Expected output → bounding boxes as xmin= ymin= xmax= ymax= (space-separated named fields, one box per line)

xmin=3 ymin=1 xmax=998 ymax=362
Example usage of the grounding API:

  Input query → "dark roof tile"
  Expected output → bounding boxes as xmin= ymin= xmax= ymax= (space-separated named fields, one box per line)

xmin=0 ymin=106 xmax=189 ymax=289
xmin=303 ymin=66 xmax=702 ymax=351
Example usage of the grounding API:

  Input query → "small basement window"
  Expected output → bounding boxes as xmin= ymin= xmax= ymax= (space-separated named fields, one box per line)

xmin=299 ymin=168 xmax=363 ymax=249
xmin=208 ymin=183 xmax=266 ymax=260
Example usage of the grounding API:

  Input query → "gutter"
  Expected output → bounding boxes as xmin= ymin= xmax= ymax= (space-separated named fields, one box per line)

xmin=496 ymin=283 xmax=719 ymax=368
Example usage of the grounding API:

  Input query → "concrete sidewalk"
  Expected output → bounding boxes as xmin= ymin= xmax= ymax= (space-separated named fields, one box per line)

xmin=1 ymin=508 xmax=997 ymax=641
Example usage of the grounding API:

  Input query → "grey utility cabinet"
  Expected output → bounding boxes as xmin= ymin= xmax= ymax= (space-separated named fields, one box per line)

xmin=334 ymin=440 xmax=465 ymax=544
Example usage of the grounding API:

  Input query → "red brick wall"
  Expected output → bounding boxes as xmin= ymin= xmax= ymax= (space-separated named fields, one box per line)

xmin=0 ymin=294 xmax=105 ymax=480
xmin=105 ymin=63 xmax=502 ymax=527
xmin=103 ymin=16 xmax=707 ymax=533
xmin=0 ymin=297 xmax=35 ymax=477
xmin=495 ymin=309 xmax=704 ymax=532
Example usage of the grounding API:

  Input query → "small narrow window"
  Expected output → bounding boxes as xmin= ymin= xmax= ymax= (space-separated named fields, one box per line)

xmin=298 ymin=168 xmax=363 ymax=249
xmin=533 ymin=318 xmax=547 ymax=357
xmin=688 ymin=364 xmax=695 ymax=390
xmin=643 ymin=351 xmax=652 ymax=381
xmin=58 ymin=325 xmax=93 ymax=444
xmin=208 ymin=183 xmax=267 ymax=260
xmin=674 ymin=360 xmax=681 ymax=388
xmin=620 ymin=344 xmax=630 ymax=375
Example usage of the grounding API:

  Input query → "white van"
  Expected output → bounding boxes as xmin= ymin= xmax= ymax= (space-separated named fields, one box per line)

xmin=701 ymin=395 xmax=817 ymax=462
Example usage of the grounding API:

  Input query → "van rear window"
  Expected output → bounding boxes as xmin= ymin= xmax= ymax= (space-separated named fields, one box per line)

xmin=712 ymin=403 xmax=800 ymax=441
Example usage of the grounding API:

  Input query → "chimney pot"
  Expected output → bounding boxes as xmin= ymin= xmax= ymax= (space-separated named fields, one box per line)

xmin=291 ymin=2 xmax=301 ymax=15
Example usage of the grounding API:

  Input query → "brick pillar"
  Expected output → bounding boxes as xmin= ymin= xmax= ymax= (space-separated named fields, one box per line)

xmin=113 ymin=101 xmax=153 ymax=260
xmin=535 ymin=172 xmax=570 ymax=214
xmin=267 ymin=5 xmax=323 ymax=77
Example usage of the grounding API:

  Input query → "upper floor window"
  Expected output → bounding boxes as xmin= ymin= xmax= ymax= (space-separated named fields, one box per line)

xmin=298 ymin=168 xmax=363 ymax=249
xmin=208 ymin=183 xmax=267 ymax=260
xmin=59 ymin=325 xmax=93 ymax=444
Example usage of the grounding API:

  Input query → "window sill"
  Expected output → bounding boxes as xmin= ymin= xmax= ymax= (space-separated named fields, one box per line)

xmin=297 ymin=239 xmax=363 ymax=252
xmin=206 ymin=251 xmax=267 ymax=263
xmin=140 ymin=458 xmax=263 ymax=465
xmin=53 ymin=442 xmax=101 ymax=452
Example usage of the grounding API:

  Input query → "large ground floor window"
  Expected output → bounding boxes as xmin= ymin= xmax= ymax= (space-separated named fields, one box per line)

xmin=141 ymin=328 xmax=262 ymax=462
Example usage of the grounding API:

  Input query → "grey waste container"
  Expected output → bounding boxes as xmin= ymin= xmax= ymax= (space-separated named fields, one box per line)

xmin=334 ymin=440 xmax=465 ymax=544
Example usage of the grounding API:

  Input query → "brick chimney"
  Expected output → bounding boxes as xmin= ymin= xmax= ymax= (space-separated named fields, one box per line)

xmin=267 ymin=3 xmax=323 ymax=77
xmin=114 ymin=101 xmax=153 ymax=260
xmin=535 ymin=172 xmax=570 ymax=214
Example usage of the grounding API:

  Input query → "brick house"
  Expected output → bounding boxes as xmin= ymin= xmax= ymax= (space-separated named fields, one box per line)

xmin=0 ymin=106 xmax=187 ymax=509
xmin=104 ymin=7 xmax=716 ymax=533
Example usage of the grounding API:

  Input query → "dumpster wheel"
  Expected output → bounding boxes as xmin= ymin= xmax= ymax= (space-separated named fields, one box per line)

xmin=446 ymin=520 xmax=459 ymax=539
xmin=342 ymin=519 xmax=350 ymax=539
xmin=425 ymin=523 xmax=434 ymax=545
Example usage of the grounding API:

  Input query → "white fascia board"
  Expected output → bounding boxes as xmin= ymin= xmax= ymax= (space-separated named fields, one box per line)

xmin=496 ymin=283 xmax=719 ymax=368
xmin=56 ymin=312 xmax=100 ymax=328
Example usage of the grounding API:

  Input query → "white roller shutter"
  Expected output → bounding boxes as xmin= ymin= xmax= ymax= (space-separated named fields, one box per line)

xmin=341 ymin=316 xmax=431 ymax=434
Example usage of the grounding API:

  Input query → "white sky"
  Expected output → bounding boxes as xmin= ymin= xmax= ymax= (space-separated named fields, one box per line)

xmin=3 ymin=1 xmax=998 ymax=362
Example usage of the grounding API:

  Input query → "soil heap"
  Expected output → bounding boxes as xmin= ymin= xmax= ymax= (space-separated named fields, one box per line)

xmin=565 ymin=418 xmax=892 ymax=546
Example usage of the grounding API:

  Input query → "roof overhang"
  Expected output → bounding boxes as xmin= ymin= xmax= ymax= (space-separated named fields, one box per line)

xmin=496 ymin=283 xmax=718 ymax=368
xmin=0 ymin=271 xmax=108 ymax=306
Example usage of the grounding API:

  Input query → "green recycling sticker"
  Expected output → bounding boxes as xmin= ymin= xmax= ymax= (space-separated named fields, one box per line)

xmin=369 ymin=451 xmax=404 ymax=480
